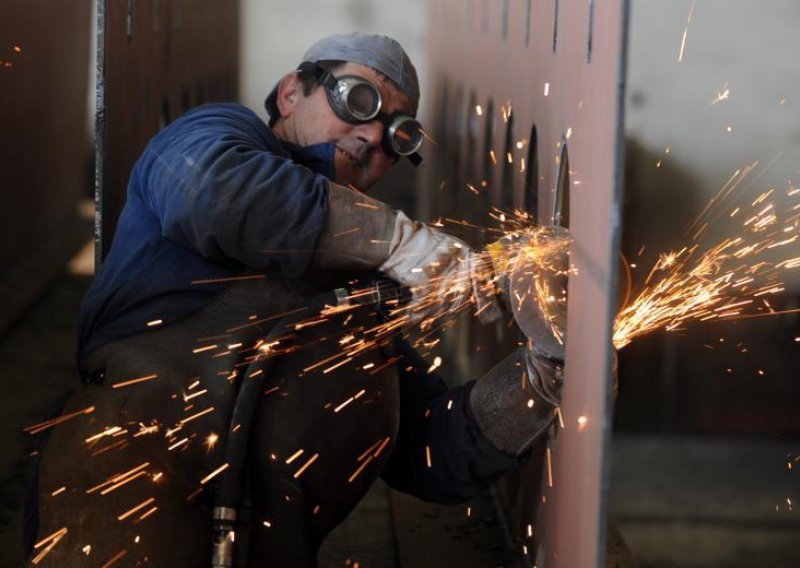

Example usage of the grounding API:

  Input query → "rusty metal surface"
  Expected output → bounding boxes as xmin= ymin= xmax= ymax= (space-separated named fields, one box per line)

xmin=424 ymin=1 xmax=629 ymax=566
xmin=96 ymin=0 xmax=239 ymax=262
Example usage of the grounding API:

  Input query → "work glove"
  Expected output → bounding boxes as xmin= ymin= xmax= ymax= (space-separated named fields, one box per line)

xmin=469 ymin=347 xmax=559 ymax=456
xmin=378 ymin=213 xmax=503 ymax=325
xmin=312 ymin=183 xmax=503 ymax=325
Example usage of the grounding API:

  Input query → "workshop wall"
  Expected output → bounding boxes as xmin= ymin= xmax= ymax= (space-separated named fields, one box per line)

xmin=0 ymin=0 xmax=93 ymax=328
xmin=97 ymin=0 xmax=239 ymax=259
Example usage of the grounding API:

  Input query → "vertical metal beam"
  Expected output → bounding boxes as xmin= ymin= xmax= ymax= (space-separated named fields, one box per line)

xmin=425 ymin=1 xmax=629 ymax=565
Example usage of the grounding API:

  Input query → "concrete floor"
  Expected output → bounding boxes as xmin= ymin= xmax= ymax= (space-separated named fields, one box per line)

xmin=610 ymin=435 xmax=800 ymax=568
xmin=1 ymin=272 xmax=797 ymax=566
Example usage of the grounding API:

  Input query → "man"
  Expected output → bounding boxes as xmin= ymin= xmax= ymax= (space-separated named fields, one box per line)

xmin=31 ymin=33 xmax=563 ymax=566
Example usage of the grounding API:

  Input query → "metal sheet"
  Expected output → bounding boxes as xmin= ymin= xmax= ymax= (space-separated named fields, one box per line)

xmin=425 ymin=1 xmax=629 ymax=565
xmin=96 ymin=0 xmax=239 ymax=263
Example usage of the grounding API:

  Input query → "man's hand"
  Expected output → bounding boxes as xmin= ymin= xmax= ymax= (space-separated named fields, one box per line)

xmin=379 ymin=212 xmax=503 ymax=326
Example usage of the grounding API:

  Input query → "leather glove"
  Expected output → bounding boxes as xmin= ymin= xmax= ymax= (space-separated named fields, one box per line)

xmin=469 ymin=347 xmax=558 ymax=456
xmin=312 ymin=183 xmax=502 ymax=325
xmin=378 ymin=213 xmax=503 ymax=325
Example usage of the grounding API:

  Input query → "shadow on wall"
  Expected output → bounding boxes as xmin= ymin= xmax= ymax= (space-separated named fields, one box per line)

xmin=615 ymin=138 xmax=800 ymax=435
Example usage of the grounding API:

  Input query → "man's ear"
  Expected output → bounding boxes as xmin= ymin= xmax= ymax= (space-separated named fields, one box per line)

xmin=275 ymin=72 xmax=302 ymax=118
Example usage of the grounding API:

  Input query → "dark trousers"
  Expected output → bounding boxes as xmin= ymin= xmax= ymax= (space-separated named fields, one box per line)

xmin=33 ymin=277 xmax=400 ymax=567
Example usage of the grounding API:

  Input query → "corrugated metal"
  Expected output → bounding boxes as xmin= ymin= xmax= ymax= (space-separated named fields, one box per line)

xmin=96 ymin=0 xmax=239 ymax=262
xmin=424 ymin=1 xmax=629 ymax=565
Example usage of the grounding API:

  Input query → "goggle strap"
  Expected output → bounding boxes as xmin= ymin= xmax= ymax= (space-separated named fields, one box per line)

xmin=298 ymin=61 xmax=338 ymax=91
xmin=407 ymin=153 xmax=423 ymax=167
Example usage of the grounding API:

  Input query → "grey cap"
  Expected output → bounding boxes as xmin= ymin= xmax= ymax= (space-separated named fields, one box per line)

xmin=265 ymin=32 xmax=419 ymax=122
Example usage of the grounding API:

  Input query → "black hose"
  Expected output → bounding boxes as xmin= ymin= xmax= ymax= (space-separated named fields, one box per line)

xmin=210 ymin=279 xmax=406 ymax=567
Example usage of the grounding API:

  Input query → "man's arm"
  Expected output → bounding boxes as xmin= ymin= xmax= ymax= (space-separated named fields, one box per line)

xmin=380 ymin=339 xmax=524 ymax=505
xmin=139 ymin=103 xmax=329 ymax=277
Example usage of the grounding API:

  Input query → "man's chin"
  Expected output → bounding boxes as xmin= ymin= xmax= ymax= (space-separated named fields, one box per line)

xmin=333 ymin=167 xmax=370 ymax=191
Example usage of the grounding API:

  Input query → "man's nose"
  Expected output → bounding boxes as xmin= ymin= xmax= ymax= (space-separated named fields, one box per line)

xmin=354 ymin=120 xmax=384 ymax=147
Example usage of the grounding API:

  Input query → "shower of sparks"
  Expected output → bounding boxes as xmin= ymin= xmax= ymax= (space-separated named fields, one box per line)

xmin=23 ymin=133 xmax=800 ymax=561
xmin=613 ymin=162 xmax=800 ymax=348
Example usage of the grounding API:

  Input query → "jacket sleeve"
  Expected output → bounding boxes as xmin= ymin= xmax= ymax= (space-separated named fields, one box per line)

xmin=138 ymin=105 xmax=329 ymax=277
xmin=380 ymin=339 xmax=524 ymax=504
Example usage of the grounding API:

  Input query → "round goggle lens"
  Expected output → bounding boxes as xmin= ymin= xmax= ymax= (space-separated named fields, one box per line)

xmin=390 ymin=118 xmax=423 ymax=156
xmin=345 ymin=82 xmax=380 ymax=121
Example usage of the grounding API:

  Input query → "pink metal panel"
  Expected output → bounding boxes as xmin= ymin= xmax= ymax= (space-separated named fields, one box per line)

xmin=425 ymin=1 xmax=628 ymax=565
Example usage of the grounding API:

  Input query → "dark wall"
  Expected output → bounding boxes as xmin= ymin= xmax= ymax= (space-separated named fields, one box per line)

xmin=0 ymin=0 xmax=93 ymax=333
xmin=0 ymin=0 xmax=93 ymax=269
xmin=97 ymin=0 xmax=239 ymax=260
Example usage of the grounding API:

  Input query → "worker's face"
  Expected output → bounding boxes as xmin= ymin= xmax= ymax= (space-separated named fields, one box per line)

xmin=273 ymin=62 xmax=413 ymax=190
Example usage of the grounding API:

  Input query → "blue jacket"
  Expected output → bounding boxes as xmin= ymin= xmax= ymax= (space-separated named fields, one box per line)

xmin=77 ymin=103 xmax=329 ymax=376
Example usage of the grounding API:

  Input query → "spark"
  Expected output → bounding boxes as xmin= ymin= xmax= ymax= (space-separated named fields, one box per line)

xmin=24 ymin=406 xmax=95 ymax=435
xmin=183 ymin=388 xmax=208 ymax=402
xmin=200 ymin=463 xmax=230 ymax=485
xmin=334 ymin=396 xmax=355 ymax=413
xmin=710 ymin=82 xmax=731 ymax=105
xmin=51 ymin=486 xmax=66 ymax=496
xmin=86 ymin=462 xmax=151 ymax=494
xmin=85 ymin=426 xmax=124 ymax=443
xmin=205 ymin=432 xmax=219 ymax=452
xmin=678 ymin=1 xmax=696 ymax=62
xmin=117 ymin=497 xmax=156 ymax=521
xmin=147 ymin=319 xmax=163 ymax=327
xmin=99 ymin=549 xmax=128 ymax=567
xmin=111 ymin=373 xmax=158 ymax=389
xmin=543 ymin=82 xmax=550 ymax=96
xmin=293 ymin=453 xmax=319 ymax=479
xmin=179 ymin=406 xmax=215 ymax=425
xmin=33 ymin=527 xmax=67 ymax=550
xmin=100 ymin=471 xmax=148 ymax=495
xmin=168 ymin=437 xmax=189 ymax=451
xmin=285 ymin=449 xmax=304 ymax=464
xmin=31 ymin=527 xmax=68 ymax=564
xmin=373 ymin=437 xmax=391 ymax=457
xmin=191 ymin=273 xmax=266 ymax=285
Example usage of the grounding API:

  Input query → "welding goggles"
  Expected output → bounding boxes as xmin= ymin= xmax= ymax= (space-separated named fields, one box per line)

xmin=298 ymin=61 xmax=423 ymax=166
